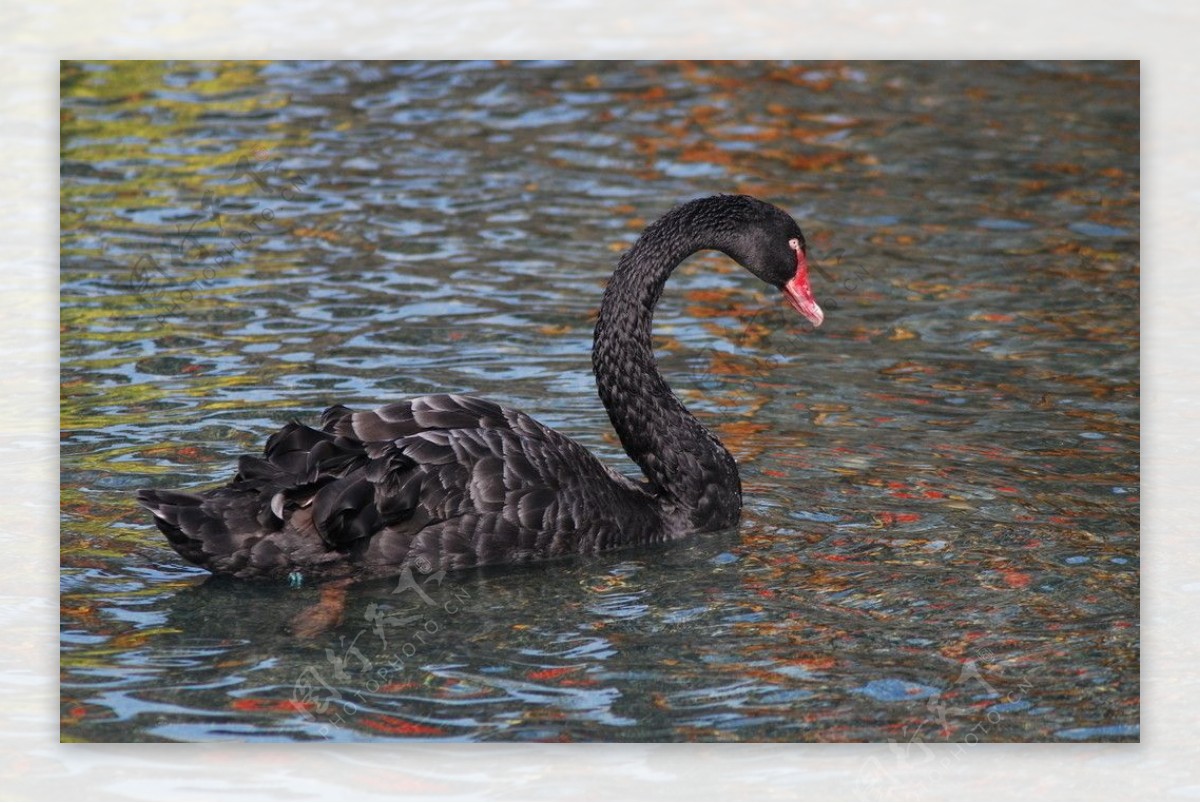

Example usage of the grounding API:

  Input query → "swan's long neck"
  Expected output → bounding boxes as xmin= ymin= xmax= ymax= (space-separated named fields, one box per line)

xmin=592 ymin=200 xmax=742 ymax=530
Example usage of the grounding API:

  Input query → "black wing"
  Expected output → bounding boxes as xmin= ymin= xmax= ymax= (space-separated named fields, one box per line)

xmin=139 ymin=394 xmax=667 ymax=580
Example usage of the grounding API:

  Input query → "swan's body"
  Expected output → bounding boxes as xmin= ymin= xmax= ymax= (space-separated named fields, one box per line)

xmin=138 ymin=195 xmax=823 ymax=580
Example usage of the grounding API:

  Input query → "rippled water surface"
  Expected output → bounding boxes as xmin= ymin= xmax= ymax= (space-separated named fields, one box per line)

xmin=61 ymin=61 xmax=1138 ymax=743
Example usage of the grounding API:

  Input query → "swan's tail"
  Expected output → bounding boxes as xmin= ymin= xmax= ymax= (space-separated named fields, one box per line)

xmin=137 ymin=481 xmax=345 ymax=579
xmin=136 ymin=487 xmax=276 ymax=575
xmin=136 ymin=419 xmax=378 ymax=580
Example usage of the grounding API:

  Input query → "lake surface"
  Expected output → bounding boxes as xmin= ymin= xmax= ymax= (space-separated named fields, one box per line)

xmin=60 ymin=60 xmax=1138 ymax=743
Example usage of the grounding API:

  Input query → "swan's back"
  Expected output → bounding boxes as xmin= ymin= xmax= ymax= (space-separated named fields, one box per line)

xmin=138 ymin=394 xmax=669 ymax=580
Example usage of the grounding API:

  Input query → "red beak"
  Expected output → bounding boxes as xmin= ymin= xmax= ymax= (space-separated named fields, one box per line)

xmin=783 ymin=248 xmax=824 ymax=327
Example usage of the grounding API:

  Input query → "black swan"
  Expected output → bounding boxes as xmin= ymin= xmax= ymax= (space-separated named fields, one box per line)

xmin=137 ymin=195 xmax=824 ymax=580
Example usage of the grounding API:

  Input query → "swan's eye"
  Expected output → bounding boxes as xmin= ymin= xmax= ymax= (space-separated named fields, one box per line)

xmin=788 ymin=238 xmax=802 ymax=250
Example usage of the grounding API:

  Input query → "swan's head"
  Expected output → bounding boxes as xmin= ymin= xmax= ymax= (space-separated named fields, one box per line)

xmin=719 ymin=196 xmax=824 ymax=328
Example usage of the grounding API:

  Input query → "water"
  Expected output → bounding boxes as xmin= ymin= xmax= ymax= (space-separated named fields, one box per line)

xmin=60 ymin=60 xmax=1138 ymax=742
